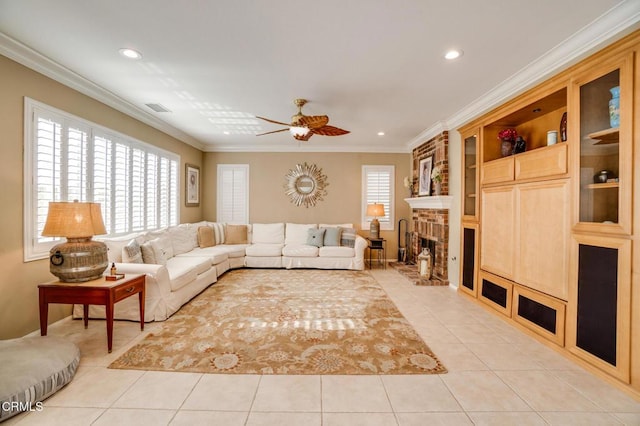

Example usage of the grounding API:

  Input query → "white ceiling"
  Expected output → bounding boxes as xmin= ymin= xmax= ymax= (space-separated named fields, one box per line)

xmin=1 ymin=1 xmax=639 ymax=153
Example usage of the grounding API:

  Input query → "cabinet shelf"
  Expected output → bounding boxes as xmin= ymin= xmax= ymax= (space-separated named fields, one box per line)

xmin=586 ymin=182 xmax=619 ymax=190
xmin=587 ymin=127 xmax=619 ymax=145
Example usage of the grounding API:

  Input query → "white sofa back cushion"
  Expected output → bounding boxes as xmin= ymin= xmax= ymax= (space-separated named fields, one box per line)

xmin=168 ymin=224 xmax=196 ymax=255
xmin=98 ymin=232 xmax=143 ymax=263
xmin=252 ymin=223 xmax=285 ymax=244
xmin=319 ymin=223 xmax=353 ymax=229
xmin=285 ymin=223 xmax=317 ymax=245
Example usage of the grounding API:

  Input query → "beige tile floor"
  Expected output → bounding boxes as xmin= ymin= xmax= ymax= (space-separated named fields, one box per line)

xmin=8 ymin=268 xmax=640 ymax=425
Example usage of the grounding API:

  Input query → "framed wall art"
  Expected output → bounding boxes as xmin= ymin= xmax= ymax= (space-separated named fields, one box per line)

xmin=418 ymin=156 xmax=432 ymax=196
xmin=185 ymin=163 xmax=200 ymax=207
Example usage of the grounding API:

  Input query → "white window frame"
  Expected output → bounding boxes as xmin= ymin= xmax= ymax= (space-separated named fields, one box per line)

xmin=216 ymin=164 xmax=250 ymax=224
xmin=23 ymin=98 xmax=180 ymax=261
xmin=361 ymin=165 xmax=395 ymax=231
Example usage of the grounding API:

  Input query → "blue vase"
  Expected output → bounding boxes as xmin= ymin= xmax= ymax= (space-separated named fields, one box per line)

xmin=609 ymin=86 xmax=620 ymax=128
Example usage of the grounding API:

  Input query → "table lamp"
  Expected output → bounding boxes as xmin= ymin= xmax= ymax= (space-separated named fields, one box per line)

xmin=41 ymin=201 xmax=108 ymax=282
xmin=366 ymin=203 xmax=385 ymax=239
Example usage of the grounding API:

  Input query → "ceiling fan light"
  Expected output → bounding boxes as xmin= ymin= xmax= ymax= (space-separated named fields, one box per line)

xmin=289 ymin=126 xmax=310 ymax=137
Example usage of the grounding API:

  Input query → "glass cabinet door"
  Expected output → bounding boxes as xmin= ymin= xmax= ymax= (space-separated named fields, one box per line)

xmin=462 ymin=131 xmax=478 ymax=219
xmin=575 ymin=54 xmax=632 ymax=234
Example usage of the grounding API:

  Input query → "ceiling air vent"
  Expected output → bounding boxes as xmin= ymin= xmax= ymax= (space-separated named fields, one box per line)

xmin=145 ymin=103 xmax=171 ymax=113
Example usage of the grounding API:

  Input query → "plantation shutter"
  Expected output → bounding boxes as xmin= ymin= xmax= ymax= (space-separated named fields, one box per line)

xmin=217 ymin=164 xmax=249 ymax=224
xmin=25 ymin=99 xmax=181 ymax=261
xmin=362 ymin=165 xmax=395 ymax=230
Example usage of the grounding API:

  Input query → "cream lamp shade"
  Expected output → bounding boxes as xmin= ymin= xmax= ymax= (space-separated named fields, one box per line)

xmin=42 ymin=201 xmax=108 ymax=282
xmin=42 ymin=202 xmax=107 ymax=238
xmin=366 ymin=203 xmax=385 ymax=239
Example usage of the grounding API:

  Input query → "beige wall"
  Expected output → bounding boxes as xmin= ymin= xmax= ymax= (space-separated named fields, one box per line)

xmin=0 ymin=55 xmax=204 ymax=339
xmin=203 ymin=152 xmax=412 ymax=260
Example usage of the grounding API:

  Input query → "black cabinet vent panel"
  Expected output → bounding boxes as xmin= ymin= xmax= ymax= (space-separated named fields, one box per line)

xmin=517 ymin=295 xmax=556 ymax=334
xmin=577 ymin=244 xmax=618 ymax=366
xmin=462 ymin=228 xmax=476 ymax=290
xmin=481 ymin=279 xmax=507 ymax=308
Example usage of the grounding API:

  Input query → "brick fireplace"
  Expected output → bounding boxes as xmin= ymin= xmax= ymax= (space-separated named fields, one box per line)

xmin=407 ymin=131 xmax=449 ymax=286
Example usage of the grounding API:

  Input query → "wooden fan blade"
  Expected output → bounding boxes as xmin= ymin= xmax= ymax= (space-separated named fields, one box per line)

xmin=298 ymin=115 xmax=329 ymax=129
xmin=256 ymin=128 xmax=289 ymax=136
xmin=293 ymin=132 xmax=313 ymax=141
xmin=311 ymin=125 xmax=350 ymax=136
xmin=255 ymin=116 xmax=292 ymax=126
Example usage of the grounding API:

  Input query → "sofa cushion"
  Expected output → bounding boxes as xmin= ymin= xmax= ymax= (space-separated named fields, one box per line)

xmin=285 ymin=223 xmax=317 ymax=245
xmin=197 ymin=225 xmax=215 ymax=248
xmin=169 ymin=224 xmax=197 ymax=255
xmin=177 ymin=246 xmax=229 ymax=264
xmin=225 ymin=224 xmax=248 ymax=244
xmin=245 ymin=243 xmax=284 ymax=257
xmin=322 ymin=227 xmax=342 ymax=247
xmin=339 ymin=227 xmax=357 ymax=248
xmin=165 ymin=256 xmax=210 ymax=292
xmin=219 ymin=244 xmax=249 ymax=258
xmin=306 ymin=228 xmax=325 ymax=247
xmin=319 ymin=246 xmax=355 ymax=258
xmin=167 ymin=256 xmax=211 ymax=276
xmin=252 ymin=223 xmax=285 ymax=244
xmin=122 ymin=239 xmax=143 ymax=263
xmin=282 ymin=244 xmax=319 ymax=257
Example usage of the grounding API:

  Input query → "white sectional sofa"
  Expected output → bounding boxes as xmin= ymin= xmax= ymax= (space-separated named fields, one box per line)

xmin=73 ymin=222 xmax=367 ymax=322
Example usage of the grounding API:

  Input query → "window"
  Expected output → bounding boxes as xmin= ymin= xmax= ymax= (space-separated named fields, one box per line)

xmin=24 ymin=98 xmax=180 ymax=261
xmin=362 ymin=165 xmax=394 ymax=230
xmin=217 ymin=164 xmax=249 ymax=224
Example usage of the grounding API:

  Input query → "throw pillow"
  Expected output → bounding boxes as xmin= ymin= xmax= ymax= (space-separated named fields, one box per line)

xmin=197 ymin=226 xmax=215 ymax=248
xmin=225 ymin=224 xmax=248 ymax=244
xmin=339 ymin=227 xmax=357 ymax=248
xmin=306 ymin=228 xmax=326 ymax=248
xmin=122 ymin=239 xmax=143 ymax=263
xmin=140 ymin=241 xmax=156 ymax=264
xmin=149 ymin=238 xmax=168 ymax=266
xmin=322 ymin=227 xmax=342 ymax=247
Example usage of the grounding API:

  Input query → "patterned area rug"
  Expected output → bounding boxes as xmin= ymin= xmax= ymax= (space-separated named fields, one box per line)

xmin=110 ymin=269 xmax=446 ymax=375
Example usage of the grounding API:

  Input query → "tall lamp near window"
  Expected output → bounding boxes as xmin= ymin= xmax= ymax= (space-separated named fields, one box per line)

xmin=366 ymin=203 xmax=385 ymax=239
xmin=41 ymin=201 xmax=108 ymax=282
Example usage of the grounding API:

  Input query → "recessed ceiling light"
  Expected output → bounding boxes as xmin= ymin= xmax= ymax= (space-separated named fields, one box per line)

xmin=223 ymin=131 xmax=230 ymax=135
xmin=119 ymin=48 xmax=142 ymax=60
xmin=377 ymin=131 xmax=385 ymax=136
xmin=444 ymin=49 xmax=463 ymax=60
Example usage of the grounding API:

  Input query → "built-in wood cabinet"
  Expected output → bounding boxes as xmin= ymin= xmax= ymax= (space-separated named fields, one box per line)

xmin=480 ymin=185 xmax=515 ymax=279
xmin=457 ymin=30 xmax=640 ymax=399
xmin=516 ymin=179 xmax=570 ymax=301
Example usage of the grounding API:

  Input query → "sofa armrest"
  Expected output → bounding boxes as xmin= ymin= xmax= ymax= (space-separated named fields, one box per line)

xmin=113 ymin=263 xmax=171 ymax=296
xmin=354 ymin=235 xmax=368 ymax=260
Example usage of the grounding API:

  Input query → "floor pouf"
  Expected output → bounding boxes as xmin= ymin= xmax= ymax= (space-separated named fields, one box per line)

xmin=0 ymin=336 xmax=80 ymax=422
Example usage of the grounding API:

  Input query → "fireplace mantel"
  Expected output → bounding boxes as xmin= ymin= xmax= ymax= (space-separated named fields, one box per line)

xmin=405 ymin=196 xmax=453 ymax=210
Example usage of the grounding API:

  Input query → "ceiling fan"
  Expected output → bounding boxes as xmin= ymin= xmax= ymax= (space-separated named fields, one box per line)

xmin=255 ymin=99 xmax=350 ymax=141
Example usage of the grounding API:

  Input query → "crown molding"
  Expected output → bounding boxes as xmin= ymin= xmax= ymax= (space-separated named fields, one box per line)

xmin=408 ymin=0 xmax=640 ymax=143
xmin=202 ymin=141 xmax=410 ymax=153
xmin=406 ymin=121 xmax=449 ymax=151
xmin=0 ymin=32 xmax=205 ymax=151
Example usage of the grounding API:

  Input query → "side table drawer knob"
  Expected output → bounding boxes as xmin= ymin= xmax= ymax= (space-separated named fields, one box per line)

xmin=126 ymin=287 xmax=134 ymax=293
